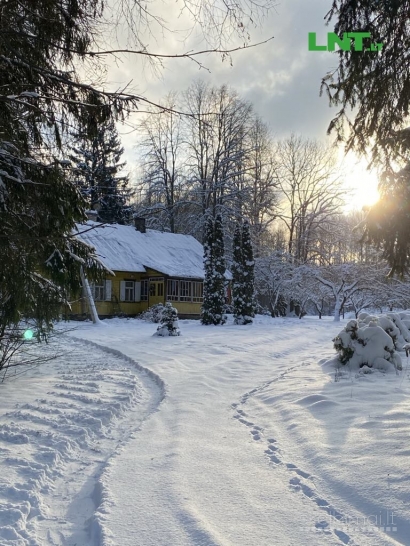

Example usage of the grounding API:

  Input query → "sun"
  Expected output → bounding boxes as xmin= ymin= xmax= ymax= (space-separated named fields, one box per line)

xmin=339 ymin=151 xmax=380 ymax=210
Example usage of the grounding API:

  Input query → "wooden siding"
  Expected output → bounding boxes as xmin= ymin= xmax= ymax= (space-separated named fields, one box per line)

xmin=69 ymin=269 xmax=203 ymax=318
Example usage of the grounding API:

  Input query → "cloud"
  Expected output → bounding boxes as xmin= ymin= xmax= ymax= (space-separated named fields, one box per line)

xmin=103 ymin=0 xmax=341 ymax=163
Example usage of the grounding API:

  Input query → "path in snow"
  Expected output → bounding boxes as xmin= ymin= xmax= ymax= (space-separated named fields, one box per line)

xmin=74 ymin=317 xmax=408 ymax=546
xmin=0 ymin=335 xmax=162 ymax=546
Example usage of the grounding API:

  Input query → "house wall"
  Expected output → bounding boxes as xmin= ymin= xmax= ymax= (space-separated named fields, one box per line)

xmin=69 ymin=269 xmax=203 ymax=319
xmin=69 ymin=271 xmax=146 ymax=317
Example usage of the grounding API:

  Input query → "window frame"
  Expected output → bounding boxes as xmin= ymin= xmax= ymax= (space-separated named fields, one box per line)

xmin=141 ymin=279 xmax=149 ymax=301
xmin=167 ymin=279 xmax=179 ymax=301
xmin=192 ymin=281 xmax=204 ymax=303
xmin=124 ymin=280 xmax=135 ymax=302
xmin=179 ymin=280 xmax=192 ymax=302
xmin=93 ymin=282 xmax=105 ymax=301
xmin=166 ymin=278 xmax=203 ymax=303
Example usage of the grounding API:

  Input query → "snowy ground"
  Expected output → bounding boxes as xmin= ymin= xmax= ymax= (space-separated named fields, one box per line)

xmin=1 ymin=316 xmax=410 ymax=545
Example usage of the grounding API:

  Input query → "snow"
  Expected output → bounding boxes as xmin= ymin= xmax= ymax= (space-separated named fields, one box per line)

xmin=74 ymin=222 xmax=206 ymax=278
xmin=334 ymin=312 xmax=408 ymax=372
xmin=2 ymin=317 xmax=410 ymax=545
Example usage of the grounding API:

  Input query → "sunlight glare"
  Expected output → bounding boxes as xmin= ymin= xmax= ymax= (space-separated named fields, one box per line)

xmin=340 ymin=152 xmax=380 ymax=211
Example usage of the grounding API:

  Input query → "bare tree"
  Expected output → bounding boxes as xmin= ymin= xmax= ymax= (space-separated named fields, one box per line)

xmin=243 ymin=117 xmax=280 ymax=256
xmin=314 ymin=263 xmax=387 ymax=322
xmin=183 ymin=82 xmax=253 ymax=229
xmin=274 ymin=135 xmax=346 ymax=264
xmin=137 ymin=94 xmax=185 ymax=232
xmin=254 ymin=251 xmax=293 ymax=316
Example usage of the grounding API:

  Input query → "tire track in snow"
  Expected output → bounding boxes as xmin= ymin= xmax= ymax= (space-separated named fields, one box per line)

xmin=232 ymin=360 xmax=360 ymax=546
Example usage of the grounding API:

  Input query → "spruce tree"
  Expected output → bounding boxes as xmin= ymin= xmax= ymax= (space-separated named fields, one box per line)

xmin=232 ymin=221 xmax=255 ymax=324
xmin=241 ymin=220 xmax=256 ymax=323
xmin=212 ymin=213 xmax=227 ymax=325
xmin=0 ymin=0 xmax=113 ymax=358
xmin=201 ymin=213 xmax=226 ymax=325
xmin=201 ymin=215 xmax=215 ymax=325
xmin=70 ymin=118 xmax=132 ymax=224
xmin=156 ymin=302 xmax=180 ymax=336
xmin=232 ymin=223 xmax=245 ymax=324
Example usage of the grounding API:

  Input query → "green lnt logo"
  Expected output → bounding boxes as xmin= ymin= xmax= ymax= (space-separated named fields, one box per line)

xmin=309 ymin=32 xmax=383 ymax=52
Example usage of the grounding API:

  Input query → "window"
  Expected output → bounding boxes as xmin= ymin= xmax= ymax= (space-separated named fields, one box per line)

xmin=149 ymin=283 xmax=156 ymax=296
xmin=124 ymin=280 xmax=135 ymax=302
xmin=167 ymin=280 xmax=179 ymax=301
xmin=180 ymin=281 xmax=192 ymax=302
xmin=192 ymin=282 xmax=203 ymax=302
xmin=157 ymin=283 xmax=164 ymax=297
xmin=166 ymin=279 xmax=203 ymax=302
xmin=141 ymin=280 xmax=148 ymax=301
xmin=91 ymin=280 xmax=111 ymax=302
xmin=94 ymin=282 xmax=105 ymax=301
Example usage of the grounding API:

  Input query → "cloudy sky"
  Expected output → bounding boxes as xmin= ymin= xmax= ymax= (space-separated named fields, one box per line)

xmin=103 ymin=0 xmax=379 ymax=208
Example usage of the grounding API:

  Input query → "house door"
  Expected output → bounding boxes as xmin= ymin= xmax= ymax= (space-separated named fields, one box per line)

xmin=148 ymin=277 xmax=165 ymax=306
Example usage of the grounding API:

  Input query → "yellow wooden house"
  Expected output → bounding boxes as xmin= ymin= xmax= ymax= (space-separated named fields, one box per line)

xmin=70 ymin=218 xmax=216 ymax=319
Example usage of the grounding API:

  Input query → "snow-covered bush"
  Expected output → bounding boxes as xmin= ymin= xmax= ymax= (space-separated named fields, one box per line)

xmin=140 ymin=303 xmax=164 ymax=323
xmin=333 ymin=316 xmax=403 ymax=372
xmin=154 ymin=302 xmax=181 ymax=337
xmin=399 ymin=312 xmax=410 ymax=330
xmin=386 ymin=313 xmax=410 ymax=346
xmin=359 ymin=311 xmax=410 ymax=350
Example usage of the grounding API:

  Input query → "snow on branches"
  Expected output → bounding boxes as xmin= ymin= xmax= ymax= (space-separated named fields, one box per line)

xmin=154 ymin=303 xmax=181 ymax=337
xmin=201 ymin=213 xmax=227 ymax=325
xmin=333 ymin=312 xmax=405 ymax=372
xmin=232 ymin=220 xmax=256 ymax=325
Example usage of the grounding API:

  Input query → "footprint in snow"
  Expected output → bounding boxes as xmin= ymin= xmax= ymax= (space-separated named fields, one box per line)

xmin=238 ymin=418 xmax=254 ymax=426
xmin=265 ymin=444 xmax=278 ymax=452
xmin=250 ymin=429 xmax=261 ymax=440
xmin=334 ymin=529 xmax=351 ymax=545
xmin=289 ymin=476 xmax=344 ymax=521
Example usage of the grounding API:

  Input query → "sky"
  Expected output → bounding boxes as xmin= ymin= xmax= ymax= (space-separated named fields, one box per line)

xmin=103 ymin=0 xmax=380 ymax=209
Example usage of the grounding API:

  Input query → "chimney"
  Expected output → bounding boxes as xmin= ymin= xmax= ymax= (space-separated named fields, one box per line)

xmin=134 ymin=216 xmax=146 ymax=233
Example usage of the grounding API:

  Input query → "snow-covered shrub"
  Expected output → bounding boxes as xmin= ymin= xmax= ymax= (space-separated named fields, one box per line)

xmin=386 ymin=313 xmax=410 ymax=345
xmin=400 ymin=312 xmax=410 ymax=330
xmin=333 ymin=320 xmax=358 ymax=364
xmin=154 ymin=302 xmax=181 ymax=337
xmin=140 ymin=303 xmax=164 ymax=323
xmin=359 ymin=311 xmax=410 ymax=350
xmin=333 ymin=317 xmax=402 ymax=372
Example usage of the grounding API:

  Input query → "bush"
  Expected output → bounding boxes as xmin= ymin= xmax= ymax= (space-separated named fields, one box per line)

xmin=333 ymin=315 xmax=403 ymax=372
xmin=154 ymin=302 xmax=181 ymax=337
xmin=140 ymin=303 xmax=164 ymax=323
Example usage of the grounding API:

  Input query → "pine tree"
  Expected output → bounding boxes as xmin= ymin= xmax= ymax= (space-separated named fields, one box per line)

xmin=241 ymin=220 xmax=256 ymax=323
xmin=70 ymin=118 xmax=132 ymax=224
xmin=201 ymin=213 xmax=226 ymax=325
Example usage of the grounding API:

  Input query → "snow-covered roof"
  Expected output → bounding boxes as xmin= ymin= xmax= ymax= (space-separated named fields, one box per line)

xmin=75 ymin=222 xmax=206 ymax=279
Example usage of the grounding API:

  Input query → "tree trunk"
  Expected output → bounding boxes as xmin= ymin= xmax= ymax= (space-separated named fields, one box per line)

xmin=333 ymin=296 xmax=341 ymax=322
xmin=80 ymin=267 xmax=101 ymax=324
